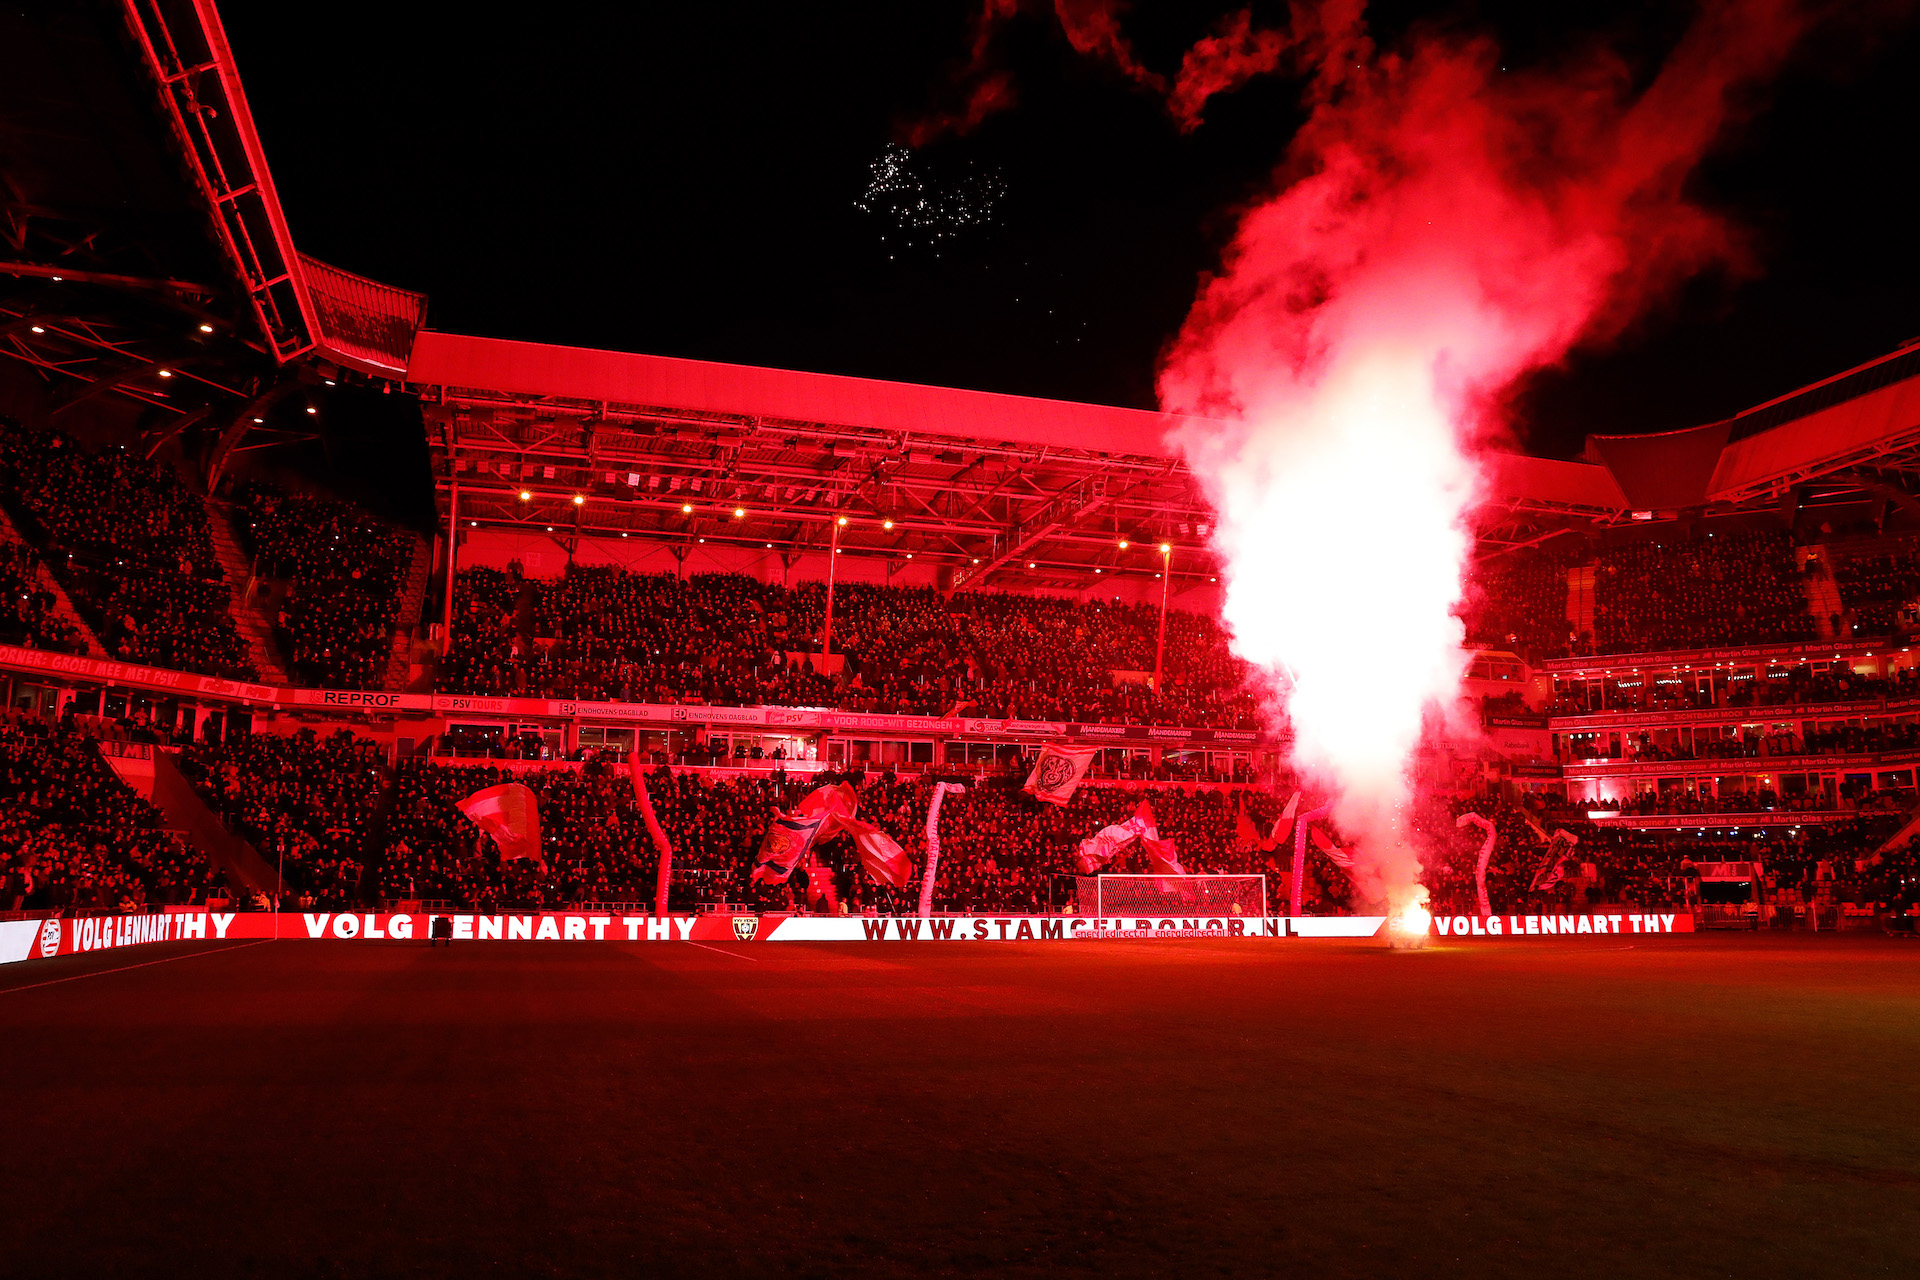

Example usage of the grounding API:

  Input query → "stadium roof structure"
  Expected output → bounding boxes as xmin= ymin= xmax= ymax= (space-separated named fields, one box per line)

xmin=407 ymin=327 xmax=1920 ymax=585
xmin=0 ymin=0 xmax=423 ymax=480
xmin=7 ymin=0 xmax=1920 ymax=588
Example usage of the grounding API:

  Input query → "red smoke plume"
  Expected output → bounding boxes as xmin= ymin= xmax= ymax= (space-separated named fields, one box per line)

xmin=911 ymin=0 xmax=1346 ymax=141
xmin=1158 ymin=0 xmax=1809 ymax=908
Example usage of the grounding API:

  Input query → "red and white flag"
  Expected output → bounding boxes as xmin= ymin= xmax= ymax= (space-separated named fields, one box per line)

xmin=456 ymin=783 xmax=544 ymax=868
xmin=751 ymin=809 xmax=827 ymax=885
xmin=1073 ymin=801 xmax=1162 ymax=873
xmin=1024 ymin=745 xmax=1098 ymax=806
xmin=1142 ymin=835 xmax=1187 ymax=877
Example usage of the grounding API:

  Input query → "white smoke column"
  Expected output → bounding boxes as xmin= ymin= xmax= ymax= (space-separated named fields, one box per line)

xmin=1160 ymin=0 xmax=1807 ymax=910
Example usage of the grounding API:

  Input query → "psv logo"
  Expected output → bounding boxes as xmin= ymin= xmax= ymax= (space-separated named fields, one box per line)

xmin=731 ymin=916 xmax=759 ymax=942
xmin=38 ymin=918 xmax=61 ymax=958
xmin=1037 ymin=754 xmax=1076 ymax=791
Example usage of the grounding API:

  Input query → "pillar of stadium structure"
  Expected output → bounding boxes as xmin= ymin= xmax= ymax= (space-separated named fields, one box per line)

xmin=441 ymin=414 xmax=460 ymax=645
xmin=821 ymin=515 xmax=845 ymax=656
xmin=442 ymin=470 xmax=459 ymax=643
xmin=1153 ymin=542 xmax=1172 ymax=689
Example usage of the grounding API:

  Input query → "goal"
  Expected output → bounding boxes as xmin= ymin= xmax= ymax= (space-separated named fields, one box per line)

xmin=1076 ymin=875 xmax=1267 ymax=919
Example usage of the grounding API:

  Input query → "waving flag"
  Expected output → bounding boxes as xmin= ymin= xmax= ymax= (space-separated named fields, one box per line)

xmin=456 ymin=783 xmax=544 ymax=868
xmin=1024 ymin=745 xmax=1098 ymax=806
xmin=838 ymin=814 xmax=913 ymax=887
xmin=759 ymin=782 xmax=913 ymax=888
xmin=1530 ymin=828 xmax=1581 ymax=893
xmin=1073 ymin=801 xmax=1161 ymax=873
xmin=1310 ymin=826 xmax=1355 ymax=870
xmin=1142 ymin=835 xmax=1187 ymax=877
xmin=1269 ymin=792 xmax=1301 ymax=851
xmin=751 ymin=810 xmax=828 ymax=885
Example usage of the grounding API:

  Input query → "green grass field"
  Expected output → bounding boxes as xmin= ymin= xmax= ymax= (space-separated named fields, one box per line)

xmin=3 ymin=934 xmax=1916 ymax=1278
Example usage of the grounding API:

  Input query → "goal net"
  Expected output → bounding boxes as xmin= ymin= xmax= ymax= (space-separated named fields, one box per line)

xmin=1077 ymin=875 xmax=1267 ymax=919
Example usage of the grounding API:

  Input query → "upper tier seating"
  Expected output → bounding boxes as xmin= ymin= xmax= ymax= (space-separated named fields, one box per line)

xmin=233 ymin=481 xmax=412 ymax=689
xmin=0 ymin=422 xmax=255 ymax=679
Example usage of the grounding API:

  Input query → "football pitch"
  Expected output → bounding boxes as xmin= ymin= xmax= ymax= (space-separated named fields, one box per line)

xmin=4 ymin=933 xmax=1916 ymax=1277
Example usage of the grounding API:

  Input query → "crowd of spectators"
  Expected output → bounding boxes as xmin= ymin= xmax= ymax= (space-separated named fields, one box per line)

xmin=232 ymin=481 xmax=413 ymax=689
xmin=0 ymin=541 xmax=86 ymax=654
xmin=380 ymin=754 xmax=663 ymax=907
xmin=1831 ymin=543 xmax=1920 ymax=636
xmin=1591 ymin=531 xmax=1814 ymax=654
xmin=440 ymin=566 xmax=1263 ymax=728
xmin=177 ymin=728 xmax=384 ymax=910
xmin=0 ymin=421 xmax=254 ymax=678
xmin=0 ymin=718 xmax=216 ymax=912
xmin=1458 ymin=549 xmax=1572 ymax=659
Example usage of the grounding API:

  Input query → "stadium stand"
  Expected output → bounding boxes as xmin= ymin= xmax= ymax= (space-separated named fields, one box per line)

xmin=0 ymin=718 xmax=217 ymax=911
xmin=1591 ymin=531 xmax=1815 ymax=654
xmin=1459 ymin=547 xmax=1573 ymax=658
xmin=231 ymin=481 xmax=414 ymax=689
xmin=0 ymin=421 xmax=256 ymax=679
xmin=439 ymin=565 xmax=1263 ymax=727
xmin=176 ymin=728 xmax=384 ymax=910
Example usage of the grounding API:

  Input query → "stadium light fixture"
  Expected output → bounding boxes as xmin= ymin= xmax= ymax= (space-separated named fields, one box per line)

xmin=198 ymin=323 xmax=214 ymax=333
xmin=305 ymin=406 xmax=317 ymax=415
xmin=520 ymin=491 xmax=532 ymax=502
xmin=837 ymin=516 xmax=849 ymax=526
xmin=1118 ymin=539 xmax=1129 ymax=549
xmin=905 ymin=553 xmax=913 ymax=559
xmin=883 ymin=519 xmax=894 ymax=530
xmin=734 ymin=507 xmax=747 ymax=519
xmin=681 ymin=503 xmax=693 ymax=514
xmin=252 ymin=417 xmax=264 ymax=423
xmin=971 ymin=558 xmax=979 ymax=564
xmin=157 ymin=369 xmax=172 ymax=378
xmin=1027 ymin=562 xmax=1036 ymax=569
xmin=572 ymin=494 xmax=585 ymax=506
xmin=1159 ymin=542 xmax=1171 ymax=554
xmin=29 ymin=325 xmax=44 ymax=334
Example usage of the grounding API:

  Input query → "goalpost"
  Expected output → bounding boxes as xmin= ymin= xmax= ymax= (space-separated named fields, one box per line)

xmin=1076 ymin=875 xmax=1268 ymax=920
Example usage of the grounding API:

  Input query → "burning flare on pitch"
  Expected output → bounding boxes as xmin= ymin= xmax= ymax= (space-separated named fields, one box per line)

xmin=1159 ymin=0 xmax=1807 ymax=909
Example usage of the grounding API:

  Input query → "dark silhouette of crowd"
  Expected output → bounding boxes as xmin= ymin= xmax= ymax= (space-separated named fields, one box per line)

xmin=0 ymin=421 xmax=255 ymax=678
xmin=1459 ymin=549 xmax=1572 ymax=659
xmin=1831 ymin=544 xmax=1920 ymax=636
xmin=0 ymin=540 xmax=86 ymax=654
xmin=0 ymin=719 xmax=215 ymax=911
xmin=233 ymin=481 xmax=414 ymax=689
xmin=177 ymin=728 xmax=385 ymax=909
xmin=440 ymin=565 xmax=1262 ymax=728
xmin=1591 ymin=531 xmax=1814 ymax=654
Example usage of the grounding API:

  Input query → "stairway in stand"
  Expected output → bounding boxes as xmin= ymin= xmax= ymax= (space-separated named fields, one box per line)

xmin=0 ymin=505 xmax=110 ymax=657
xmin=204 ymin=498 xmax=292 ymax=686
xmin=1566 ymin=564 xmax=1596 ymax=647
xmin=382 ymin=533 xmax=433 ymax=691
xmin=1803 ymin=546 xmax=1846 ymax=640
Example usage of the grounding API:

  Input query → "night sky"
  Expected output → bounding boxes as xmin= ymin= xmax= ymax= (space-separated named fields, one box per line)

xmin=224 ymin=1 xmax=1920 ymax=459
